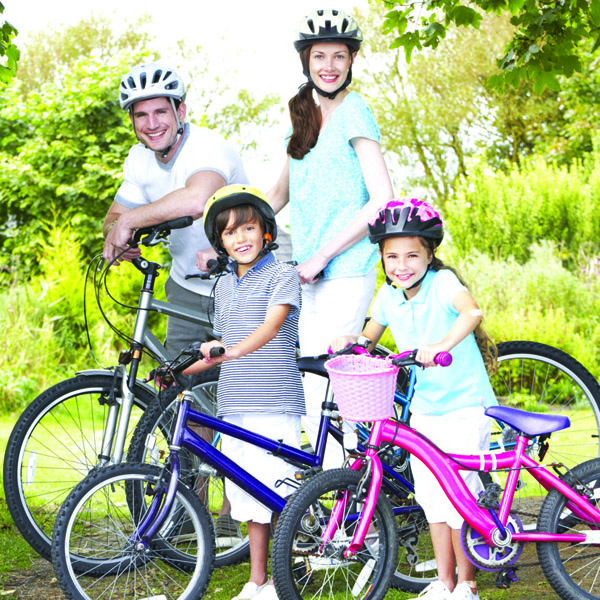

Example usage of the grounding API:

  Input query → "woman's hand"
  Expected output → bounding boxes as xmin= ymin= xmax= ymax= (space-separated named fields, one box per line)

xmin=296 ymin=253 xmax=328 ymax=284
xmin=330 ymin=335 xmax=359 ymax=354
xmin=416 ymin=343 xmax=449 ymax=368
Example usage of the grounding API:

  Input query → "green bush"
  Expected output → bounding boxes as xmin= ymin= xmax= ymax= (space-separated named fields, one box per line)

xmin=0 ymin=221 xmax=167 ymax=413
xmin=445 ymin=148 xmax=600 ymax=263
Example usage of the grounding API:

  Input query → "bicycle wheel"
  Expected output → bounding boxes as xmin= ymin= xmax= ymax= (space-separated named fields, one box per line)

xmin=383 ymin=474 xmax=436 ymax=593
xmin=51 ymin=463 xmax=214 ymax=600
xmin=127 ymin=373 xmax=250 ymax=567
xmin=2 ymin=373 xmax=154 ymax=561
xmin=536 ymin=457 xmax=600 ymax=600
xmin=492 ymin=341 xmax=600 ymax=520
xmin=271 ymin=468 xmax=398 ymax=600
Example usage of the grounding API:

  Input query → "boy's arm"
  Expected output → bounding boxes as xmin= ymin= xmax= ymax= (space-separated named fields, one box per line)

xmin=183 ymin=304 xmax=291 ymax=374
xmin=416 ymin=290 xmax=483 ymax=367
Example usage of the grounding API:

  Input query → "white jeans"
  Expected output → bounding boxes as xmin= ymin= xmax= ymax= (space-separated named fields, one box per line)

xmin=299 ymin=270 xmax=377 ymax=469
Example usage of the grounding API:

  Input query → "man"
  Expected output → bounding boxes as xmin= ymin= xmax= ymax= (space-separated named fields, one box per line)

xmin=103 ymin=62 xmax=247 ymax=547
xmin=103 ymin=61 xmax=248 ymax=349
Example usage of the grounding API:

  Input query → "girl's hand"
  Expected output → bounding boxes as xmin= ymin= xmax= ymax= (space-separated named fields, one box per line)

xmin=330 ymin=335 xmax=359 ymax=353
xmin=296 ymin=253 xmax=328 ymax=284
xmin=416 ymin=343 xmax=449 ymax=368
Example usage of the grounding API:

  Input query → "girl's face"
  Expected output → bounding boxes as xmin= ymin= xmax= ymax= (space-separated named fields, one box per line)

xmin=308 ymin=43 xmax=355 ymax=95
xmin=381 ymin=236 xmax=432 ymax=298
xmin=220 ymin=215 xmax=264 ymax=274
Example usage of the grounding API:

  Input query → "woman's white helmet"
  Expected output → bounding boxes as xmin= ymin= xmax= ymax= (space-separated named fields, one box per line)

xmin=119 ymin=62 xmax=186 ymax=111
xmin=294 ymin=9 xmax=362 ymax=52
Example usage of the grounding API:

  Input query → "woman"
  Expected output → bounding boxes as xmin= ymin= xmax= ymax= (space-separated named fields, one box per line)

xmin=267 ymin=8 xmax=394 ymax=460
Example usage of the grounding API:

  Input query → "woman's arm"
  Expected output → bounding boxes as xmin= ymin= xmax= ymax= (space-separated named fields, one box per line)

xmin=416 ymin=290 xmax=483 ymax=367
xmin=183 ymin=304 xmax=292 ymax=374
xmin=296 ymin=137 xmax=393 ymax=284
xmin=266 ymin=156 xmax=291 ymax=214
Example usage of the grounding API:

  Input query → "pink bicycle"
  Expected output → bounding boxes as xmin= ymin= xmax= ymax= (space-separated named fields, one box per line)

xmin=271 ymin=350 xmax=600 ymax=600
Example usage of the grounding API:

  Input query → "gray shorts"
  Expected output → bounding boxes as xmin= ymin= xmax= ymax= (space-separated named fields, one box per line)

xmin=164 ymin=276 xmax=216 ymax=354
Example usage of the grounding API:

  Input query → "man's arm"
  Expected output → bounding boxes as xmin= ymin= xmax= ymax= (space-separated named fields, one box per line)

xmin=103 ymin=170 xmax=226 ymax=263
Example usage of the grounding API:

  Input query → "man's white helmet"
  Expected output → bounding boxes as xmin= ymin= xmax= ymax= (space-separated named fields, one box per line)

xmin=119 ymin=62 xmax=186 ymax=111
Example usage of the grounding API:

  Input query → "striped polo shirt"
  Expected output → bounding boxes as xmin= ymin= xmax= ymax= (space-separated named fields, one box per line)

xmin=213 ymin=252 xmax=305 ymax=417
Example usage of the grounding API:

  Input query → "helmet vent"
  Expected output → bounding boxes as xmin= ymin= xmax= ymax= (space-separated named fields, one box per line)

xmin=325 ymin=19 xmax=331 ymax=30
xmin=307 ymin=18 xmax=315 ymax=33
xmin=151 ymin=70 xmax=162 ymax=84
xmin=342 ymin=18 xmax=349 ymax=31
xmin=140 ymin=73 xmax=147 ymax=88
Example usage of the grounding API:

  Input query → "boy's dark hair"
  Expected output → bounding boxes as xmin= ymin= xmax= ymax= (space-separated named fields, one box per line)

xmin=214 ymin=204 xmax=265 ymax=245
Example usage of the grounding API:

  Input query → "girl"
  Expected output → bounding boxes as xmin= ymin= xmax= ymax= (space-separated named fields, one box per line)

xmin=267 ymin=9 xmax=394 ymax=460
xmin=332 ymin=198 xmax=498 ymax=600
xmin=185 ymin=184 xmax=304 ymax=600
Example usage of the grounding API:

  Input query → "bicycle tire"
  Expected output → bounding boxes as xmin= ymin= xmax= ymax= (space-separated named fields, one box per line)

xmin=536 ymin=457 xmax=600 ymax=600
xmin=51 ymin=463 xmax=215 ymax=600
xmin=492 ymin=341 xmax=600 ymax=520
xmin=2 ymin=373 xmax=154 ymax=561
xmin=387 ymin=340 xmax=600 ymax=593
xmin=127 ymin=375 xmax=250 ymax=568
xmin=271 ymin=468 xmax=398 ymax=600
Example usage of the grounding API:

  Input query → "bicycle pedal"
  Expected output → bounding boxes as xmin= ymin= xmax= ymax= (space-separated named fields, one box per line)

xmin=495 ymin=568 xmax=518 ymax=589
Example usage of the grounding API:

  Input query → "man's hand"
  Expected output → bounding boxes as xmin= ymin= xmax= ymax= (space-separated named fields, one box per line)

xmin=103 ymin=220 xmax=141 ymax=264
xmin=196 ymin=247 xmax=219 ymax=271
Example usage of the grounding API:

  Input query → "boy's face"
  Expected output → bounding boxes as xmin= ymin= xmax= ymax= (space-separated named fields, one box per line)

xmin=220 ymin=214 xmax=265 ymax=272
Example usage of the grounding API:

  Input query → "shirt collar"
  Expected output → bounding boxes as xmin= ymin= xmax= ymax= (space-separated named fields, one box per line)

xmin=391 ymin=270 xmax=435 ymax=305
xmin=227 ymin=250 xmax=275 ymax=279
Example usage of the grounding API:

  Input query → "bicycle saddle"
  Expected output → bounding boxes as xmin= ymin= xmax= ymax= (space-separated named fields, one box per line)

xmin=486 ymin=405 xmax=570 ymax=436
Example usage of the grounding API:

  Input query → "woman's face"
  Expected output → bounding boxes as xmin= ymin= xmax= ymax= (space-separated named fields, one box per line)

xmin=308 ymin=42 xmax=355 ymax=95
xmin=381 ymin=236 xmax=432 ymax=298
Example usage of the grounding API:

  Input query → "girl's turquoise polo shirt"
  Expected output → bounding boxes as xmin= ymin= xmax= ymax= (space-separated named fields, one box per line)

xmin=370 ymin=269 xmax=497 ymax=416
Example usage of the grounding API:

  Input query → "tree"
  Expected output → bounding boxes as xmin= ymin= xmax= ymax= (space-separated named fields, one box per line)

xmin=15 ymin=14 xmax=151 ymax=98
xmin=0 ymin=1 xmax=19 ymax=83
xmin=380 ymin=0 xmax=600 ymax=92
xmin=355 ymin=5 xmax=566 ymax=203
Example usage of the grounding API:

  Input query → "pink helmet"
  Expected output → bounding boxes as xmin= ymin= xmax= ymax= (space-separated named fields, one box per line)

xmin=368 ymin=199 xmax=444 ymax=245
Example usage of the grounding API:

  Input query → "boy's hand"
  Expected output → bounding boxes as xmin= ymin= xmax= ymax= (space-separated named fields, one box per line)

xmin=200 ymin=340 xmax=226 ymax=362
xmin=330 ymin=335 xmax=359 ymax=354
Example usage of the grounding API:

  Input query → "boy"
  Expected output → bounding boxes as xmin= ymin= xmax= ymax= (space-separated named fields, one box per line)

xmin=185 ymin=184 xmax=304 ymax=600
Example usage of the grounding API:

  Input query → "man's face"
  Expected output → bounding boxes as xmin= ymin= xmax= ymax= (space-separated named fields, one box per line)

xmin=129 ymin=97 xmax=186 ymax=155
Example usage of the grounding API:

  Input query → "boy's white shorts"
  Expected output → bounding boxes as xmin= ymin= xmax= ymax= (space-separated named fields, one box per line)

xmin=410 ymin=405 xmax=492 ymax=529
xmin=221 ymin=413 xmax=301 ymax=524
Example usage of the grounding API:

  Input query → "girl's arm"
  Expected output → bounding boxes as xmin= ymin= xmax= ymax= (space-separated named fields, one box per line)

xmin=183 ymin=304 xmax=292 ymax=374
xmin=416 ymin=290 xmax=483 ymax=367
xmin=296 ymin=137 xmax=393 ymax=284
xmin=266 ymin=156 xmax=291 ymax=214
xmin=330 ymin=318 xmax=387 ymax=354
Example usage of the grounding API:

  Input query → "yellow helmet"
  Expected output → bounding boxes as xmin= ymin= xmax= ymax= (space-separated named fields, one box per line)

xmin=203 ymin=185 xmax=277 ymax=253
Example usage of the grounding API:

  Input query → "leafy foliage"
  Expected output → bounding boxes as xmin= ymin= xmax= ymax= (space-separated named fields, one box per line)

xmin=15 ymin=14 xmax=151 ymax=98
xmin=380 ymin=0 xmax=600 ymax=91
xmin=355 ymin=6 xmax=573 ymax=203
xmin=0 ymin=1 xmax=19 ymax=83
xmin=444 ymin=147 xmax=600 ymax=263
xmin=0 ymin=54 xmax=138 ymax=273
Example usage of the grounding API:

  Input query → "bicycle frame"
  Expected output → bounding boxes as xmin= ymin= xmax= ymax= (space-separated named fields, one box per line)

xmin=132 ymin=389 xmax=417 ymax=547
xmin=325 ymin=415 xmax=600 ymax=558
xmin=90 ymin=258 xmax=215 ymax=466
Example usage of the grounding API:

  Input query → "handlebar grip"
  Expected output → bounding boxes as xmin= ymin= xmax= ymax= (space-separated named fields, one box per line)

xmin=434 ymin=352 xmax=452 ymax=367
xmin=166 ymin=216 xmax=194 ymax=231
xmin=209 ymin=346 xmax=225 ymax=358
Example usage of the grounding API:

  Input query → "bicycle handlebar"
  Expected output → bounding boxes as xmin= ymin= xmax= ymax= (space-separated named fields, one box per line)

xmin=131 ymin=216 xmax=193 ymax=248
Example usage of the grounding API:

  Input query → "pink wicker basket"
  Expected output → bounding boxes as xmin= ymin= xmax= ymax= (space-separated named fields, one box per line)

xmin=324 ymin=355 xmax=399 ymax=421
